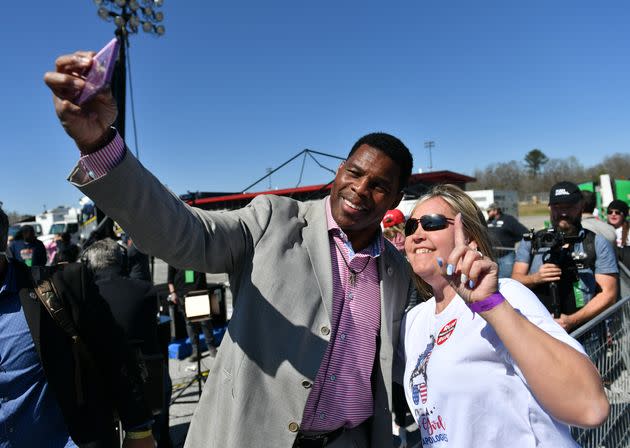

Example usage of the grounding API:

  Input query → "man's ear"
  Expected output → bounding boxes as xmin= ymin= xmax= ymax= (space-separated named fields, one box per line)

xmin=391 ymin=191 xmax=404 ymax=209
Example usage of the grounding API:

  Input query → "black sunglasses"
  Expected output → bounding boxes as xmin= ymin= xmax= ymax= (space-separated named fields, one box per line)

xmin=404 ymin=214 xmax=454 ymax=237
xmin=607 ymin=209 xmax=623 ymax=216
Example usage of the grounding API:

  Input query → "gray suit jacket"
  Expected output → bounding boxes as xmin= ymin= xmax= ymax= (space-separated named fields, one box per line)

xmin=70 ymin=151 xmax=413 ymax=447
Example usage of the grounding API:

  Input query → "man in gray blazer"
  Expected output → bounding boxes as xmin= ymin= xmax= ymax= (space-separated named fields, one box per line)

xmin=45 ymin=50 xmax=415 ymax=448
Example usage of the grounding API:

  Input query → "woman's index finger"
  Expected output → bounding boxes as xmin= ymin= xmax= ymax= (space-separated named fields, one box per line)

xmin=453 ymin=213 xmax=467 ymax=247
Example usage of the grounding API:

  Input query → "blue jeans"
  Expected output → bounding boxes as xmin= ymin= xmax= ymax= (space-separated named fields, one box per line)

xmin=497 ymin=251 xmax=516 ymax=278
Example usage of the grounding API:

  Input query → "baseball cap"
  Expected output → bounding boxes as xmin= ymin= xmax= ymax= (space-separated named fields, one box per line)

xmin=548 ymin=181 xmax=582 ymax=205
xmin=486 ymin=202 xmax=499 ymax=211
xmin=382 ymin=209 xmax=405 ymax=228
xmin=607 ymin=199 xmax=629 ymax=217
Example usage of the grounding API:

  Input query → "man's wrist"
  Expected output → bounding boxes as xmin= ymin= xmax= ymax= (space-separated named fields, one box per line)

xmin=78 ymin=127 xmax=117 ymax=154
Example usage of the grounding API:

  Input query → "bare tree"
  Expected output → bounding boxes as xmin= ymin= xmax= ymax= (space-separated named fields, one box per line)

xmin=586 ymin=153 xmax=630 ymax=181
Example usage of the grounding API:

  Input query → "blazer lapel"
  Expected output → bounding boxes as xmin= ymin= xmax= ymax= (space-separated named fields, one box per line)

xmin=303 ymin=199 xmax=334 ymax=323
xmin=378 ymin=247 xmax=396 ymax=347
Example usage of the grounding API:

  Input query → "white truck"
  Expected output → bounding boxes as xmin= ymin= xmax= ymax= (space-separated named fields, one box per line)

xmin=36 ymin=206 xmax=81 ymax=246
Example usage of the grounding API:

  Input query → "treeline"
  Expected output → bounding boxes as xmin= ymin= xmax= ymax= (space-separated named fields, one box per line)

xmin=468 ymin=152 xmax=630 ymax=200
xmin=5 ymin=210 xmax=28 ymax=225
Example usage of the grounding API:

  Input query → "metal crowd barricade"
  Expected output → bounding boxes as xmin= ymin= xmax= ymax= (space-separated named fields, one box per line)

xmin=569 ymin=261 xmax=630 ymax=447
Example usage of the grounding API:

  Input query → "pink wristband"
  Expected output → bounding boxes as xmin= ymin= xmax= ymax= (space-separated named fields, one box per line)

xmin=468 ymin=292 xmax=505 ymax=314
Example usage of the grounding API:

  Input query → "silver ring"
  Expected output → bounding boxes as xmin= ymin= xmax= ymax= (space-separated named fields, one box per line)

xmin=476 ymin=250 xmax=483 ymax=258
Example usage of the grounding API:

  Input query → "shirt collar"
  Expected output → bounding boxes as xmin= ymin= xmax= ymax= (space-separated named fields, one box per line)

xmin=324 ymin=196 xmax=384 ymax=258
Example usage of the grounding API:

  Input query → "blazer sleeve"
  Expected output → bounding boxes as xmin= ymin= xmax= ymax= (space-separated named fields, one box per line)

xmin=69 ymin=149 xmax=274 ymax=276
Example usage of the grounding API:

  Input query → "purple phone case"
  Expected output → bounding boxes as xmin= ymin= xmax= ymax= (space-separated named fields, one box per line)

xmin=76 ymin=37 xmax=121 ymax=105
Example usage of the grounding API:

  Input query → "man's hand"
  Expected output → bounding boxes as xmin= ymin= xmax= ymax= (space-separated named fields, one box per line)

xmin=554 ymin=313 xmax=577 ymax=332
xmin=168 ymin=292 xmax=179 ymax=305
xmin=534 ymin=263 xmax=562 ymax=284
xmin=43 ymin=51 xmax=118 ymax=153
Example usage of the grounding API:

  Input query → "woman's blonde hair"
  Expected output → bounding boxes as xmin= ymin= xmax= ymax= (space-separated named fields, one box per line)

xmin=409 ymin=184 xmax=496 ymax=300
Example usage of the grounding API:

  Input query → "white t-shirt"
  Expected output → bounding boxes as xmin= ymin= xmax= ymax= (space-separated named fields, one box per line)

xmin=399 ymin=278 xmax=585 ymax=447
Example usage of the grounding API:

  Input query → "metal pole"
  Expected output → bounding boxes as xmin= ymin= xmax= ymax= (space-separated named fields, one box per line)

xmin=111 ymin=28 xmax=127 ymax=140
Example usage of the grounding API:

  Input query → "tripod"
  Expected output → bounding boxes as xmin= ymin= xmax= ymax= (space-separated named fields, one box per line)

xmin=171 ymin=317 xmax=210 ymax=404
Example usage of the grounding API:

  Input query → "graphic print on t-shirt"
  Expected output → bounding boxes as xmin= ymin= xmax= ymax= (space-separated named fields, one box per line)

xmin=410 ymin=335 xmax=435 ymax=406
xmin=409 ymin=333 xmax=450 ymax=445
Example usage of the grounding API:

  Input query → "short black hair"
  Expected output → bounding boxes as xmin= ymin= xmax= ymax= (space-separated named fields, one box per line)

xmin=347 ymin=132 xmax=413 ymax=190
xmin=581 ymin=191 xmax=597 ymax=214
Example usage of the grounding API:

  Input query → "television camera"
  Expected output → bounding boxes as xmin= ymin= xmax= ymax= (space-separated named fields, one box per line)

xmin=523 ymin=228 xmax=583 ymax=318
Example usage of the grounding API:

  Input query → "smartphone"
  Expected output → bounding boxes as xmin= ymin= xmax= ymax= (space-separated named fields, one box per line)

xmin=76 ymin=37 xmax=121 ymax=105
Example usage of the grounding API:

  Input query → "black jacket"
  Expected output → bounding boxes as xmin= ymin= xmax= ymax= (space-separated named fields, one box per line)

xmin=92 ymin=267 xmax=159 ymax=356
xmin=16 ymin=261 xmax=151 ymax=448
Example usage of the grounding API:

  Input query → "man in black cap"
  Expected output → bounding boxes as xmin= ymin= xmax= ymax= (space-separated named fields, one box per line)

xmin=486 ymin=202 xmax=528 ymax=278
xmin=512 ymin=181 xmax=619 ymax=332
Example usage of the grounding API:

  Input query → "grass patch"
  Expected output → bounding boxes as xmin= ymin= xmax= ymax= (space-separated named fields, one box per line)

xmin=519 ymin=203 xmax=549 ymax=216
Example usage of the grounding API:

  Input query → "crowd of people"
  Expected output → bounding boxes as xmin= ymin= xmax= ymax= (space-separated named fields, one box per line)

xmin=0 ymin=46 xmax=627 ymax=448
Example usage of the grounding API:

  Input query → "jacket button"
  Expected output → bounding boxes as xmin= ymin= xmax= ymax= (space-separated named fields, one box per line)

xmin=387 ymin=266 xmax=394 ymax=276
xmin=301 ymin=380 xmax=312 ymax=389
xmin=288 ymin=422 xmax=300 ymax=432
xmin=320 ymin=326 xmax=330 ymax=336
xmin=29 ymin=291 xmax=37 ymax=299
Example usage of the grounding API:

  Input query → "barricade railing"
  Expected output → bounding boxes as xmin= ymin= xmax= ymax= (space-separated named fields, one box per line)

xmin=569 ymin=261 xmax=630 ymax=447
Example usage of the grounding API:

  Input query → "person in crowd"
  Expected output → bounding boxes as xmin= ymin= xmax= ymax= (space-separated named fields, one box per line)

xmin=511 ymin=181 xmax=618 ymax=332
xmin=8 ymin=224 xmax=47 ymax=267
xmin=45 ymin=233 xmax=62 ymax=264
xmin=606 ymin=199 xmax=629 ymax=248
xmin=398 ymin=184 xmax=609 ymax=447
xmin=83 ymin=238 xmax=172 ymax=448
xmin=125 ymin=235 xmax=153 ymax=282
xmin=0 ymin=207 xmax=154 ymax=447
xmin=45 ymin=51 xmax=414 ymax=448
xmin=606 ymin=199 xmax=630 ymax=267
xmin=382 ymin=208 xmax=406 ymax=254
xmin=580 ymin=191 xmax=616 ymax=246
xmin=52 ymin=231 xmax=80 ymax=264
xmin=167 ymin=265 xmax=217 ymax=360
xmin=486 ymin=202 xmax=528 ymax=278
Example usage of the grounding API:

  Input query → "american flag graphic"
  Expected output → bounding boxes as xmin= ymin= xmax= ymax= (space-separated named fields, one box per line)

xmin=411 ymin=348 xmax=432 ymax=404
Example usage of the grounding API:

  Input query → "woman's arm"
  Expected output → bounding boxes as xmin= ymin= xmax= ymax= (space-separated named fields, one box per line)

xmin=480 ymin=296 xmax=609 ymax=427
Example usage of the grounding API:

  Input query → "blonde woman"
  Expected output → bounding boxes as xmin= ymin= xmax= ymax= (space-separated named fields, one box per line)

xmin=398 ymin=184 xmax=609 ymax=447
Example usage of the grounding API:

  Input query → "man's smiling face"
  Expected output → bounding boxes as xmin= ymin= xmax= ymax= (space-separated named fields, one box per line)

xmin=329 ymin=144 xmax=402 ymax=248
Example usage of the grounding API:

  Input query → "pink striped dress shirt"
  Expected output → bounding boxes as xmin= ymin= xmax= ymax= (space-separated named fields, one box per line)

xmin=300 ymin=198 xmax=383 ymax=431
xmin=77 ymin=129 xmax=126 ymax=179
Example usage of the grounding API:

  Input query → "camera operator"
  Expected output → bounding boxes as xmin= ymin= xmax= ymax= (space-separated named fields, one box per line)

xmin=511 ymin=181 xmax=618 ymax=332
